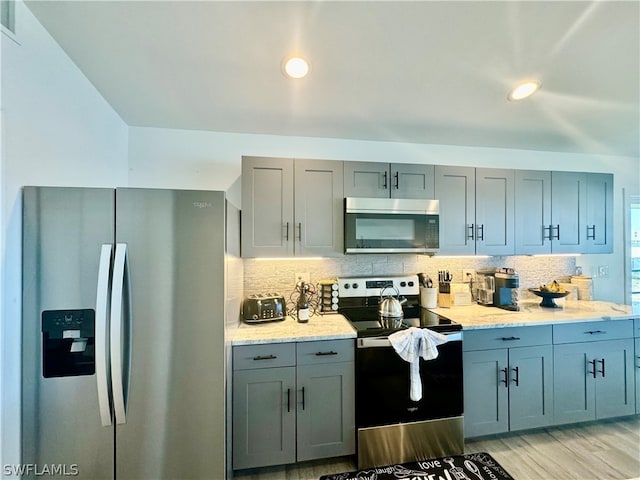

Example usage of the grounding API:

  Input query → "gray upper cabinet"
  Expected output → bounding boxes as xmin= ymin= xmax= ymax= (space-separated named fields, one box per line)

xmin=435 ymin=166 xmax=514 ymax=255
xmin=584 ymin=173 xmax=613 ymax=254
xmin=242 ymin=156 xmax=343 ymax=257
xmin=515 ymin=170 xmax=552 ymax=255
xmin=515 ymin=170 xmax=613 ymax=254
xmin=434 ymin=166 xmax=476 ymax=255
xmin=551 ymin=171 xmax=584 ymax=254
xmin=475 ymin=168 xmax=515 ymax=255
xmin=344 ymin=161 xmax=435 ymax=199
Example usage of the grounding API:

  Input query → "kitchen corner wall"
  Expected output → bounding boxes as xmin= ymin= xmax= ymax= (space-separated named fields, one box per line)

xmin=243 ymin=255 xmax=577 ymax=301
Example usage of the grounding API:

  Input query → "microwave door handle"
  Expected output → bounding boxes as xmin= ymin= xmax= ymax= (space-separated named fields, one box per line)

xmin=96 ymin=244 xmax=113 ymax=427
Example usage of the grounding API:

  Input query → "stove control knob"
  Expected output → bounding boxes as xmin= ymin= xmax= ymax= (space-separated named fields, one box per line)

xmin=352 ymin=283 xmax=359 ymax=289
xmin=400 ymin=281 xmax=406 ymax=287
xmin=408 ymin=281 xmax=414 ymax=287
xmin=343 ymin=283 xmax=350 ymax=289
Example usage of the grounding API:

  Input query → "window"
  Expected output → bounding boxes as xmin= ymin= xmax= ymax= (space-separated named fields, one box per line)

xmin=1 ymin=0 xmax=15 ymax=33
xmin=630 ymin=196 xmax=640 ymax=309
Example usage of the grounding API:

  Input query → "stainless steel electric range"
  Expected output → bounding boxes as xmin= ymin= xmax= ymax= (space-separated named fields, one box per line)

xmin=338 ymin=274 xmax=464 ymax=469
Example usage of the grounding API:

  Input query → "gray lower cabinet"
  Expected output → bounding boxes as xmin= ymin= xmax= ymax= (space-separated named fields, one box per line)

xmin=636 ymin=318 xmax=640 ymax=414
xmin=553 ymin=320 xmax=635 ymax=424
xmin=635 ymin=337 xmax=640 ymax=414
xmin=242 ymin=156 xmax=343 ymax=257
xmin=343 ymin=161 xmax=435 ymax=199
xmin=463 ymin=326 xmax=553 ymax=437
xmin=232 ymin=340 xmax=355 ymax=470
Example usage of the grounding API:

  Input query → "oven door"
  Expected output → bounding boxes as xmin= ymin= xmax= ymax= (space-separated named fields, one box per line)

xmin=355 ymin=333 xmax=462 ymax=428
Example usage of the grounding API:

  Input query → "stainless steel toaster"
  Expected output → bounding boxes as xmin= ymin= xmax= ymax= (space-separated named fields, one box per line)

xmin=242 ymin=293 xmax=286 ymax=323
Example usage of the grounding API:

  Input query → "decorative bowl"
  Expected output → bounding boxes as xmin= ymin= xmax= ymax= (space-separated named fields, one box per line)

xmin=528 ymin=288 xmax=570 ymax=308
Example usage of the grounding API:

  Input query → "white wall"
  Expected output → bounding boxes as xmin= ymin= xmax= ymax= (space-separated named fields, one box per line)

xmin=0 ymin=0 xmax=128 ymax=473
xmin=129 ymin=125 xmax=640 ymax=303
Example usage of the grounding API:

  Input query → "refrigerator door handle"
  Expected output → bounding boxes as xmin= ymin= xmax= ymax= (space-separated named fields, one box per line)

xmin=96 ymin=244 xmax=113 ymax=427
xmin=110 ymin=243 xmax=131 ymax=425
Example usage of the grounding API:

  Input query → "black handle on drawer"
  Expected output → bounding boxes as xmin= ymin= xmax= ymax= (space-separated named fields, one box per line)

xmin=287 ymin=388 xmax=291 ymax=412
xmin=587 ymin=359 xmax=597 ymax=378
xmin=253 ymin=355 xmax=277 ymax=361
xmin=597 ymin=358 xmax=605 ymax=378
xmin=585 ymin=330 xmax=606 ymax=335
xmin=512 ymin=366 xmax=520 ymax=387
xmin=500 ymin=367 xmax=509 ymax=388
xmin=501 ymin=336 xmax=521 ymax=341
xmin=315 ymin=351 xmax=338 ymax=356
xmin=301 ymin=387 xmax=306 ymax=410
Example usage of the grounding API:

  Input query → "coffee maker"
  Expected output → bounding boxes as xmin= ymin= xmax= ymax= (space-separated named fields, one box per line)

xmin=476 ymin=268 xmax=520 ymax=311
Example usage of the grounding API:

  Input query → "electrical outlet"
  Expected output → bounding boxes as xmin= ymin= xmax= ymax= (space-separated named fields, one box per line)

xmin=462 ymin=269 xmax=475 ymax=283
xmin=296 ymin=272 xmax=310 ymax=284
xmin=598 ymin=265 xmax=609 ymax=278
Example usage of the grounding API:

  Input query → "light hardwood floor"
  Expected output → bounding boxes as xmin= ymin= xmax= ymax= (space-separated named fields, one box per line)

xmin=232 ymin=416 xmax=640 ymax=480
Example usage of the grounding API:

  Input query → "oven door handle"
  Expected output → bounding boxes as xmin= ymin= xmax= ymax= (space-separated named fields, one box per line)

xmin=357 ymin=332 xmax=462 ymax=348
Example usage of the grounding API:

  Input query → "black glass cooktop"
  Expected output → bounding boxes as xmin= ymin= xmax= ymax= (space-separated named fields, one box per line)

xmin=339 ymin=304 xmax=461 ymax=337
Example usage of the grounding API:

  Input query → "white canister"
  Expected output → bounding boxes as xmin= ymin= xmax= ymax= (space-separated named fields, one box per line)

xmin=571 ymin=276 xmax=593 ymax=300
xmin=420 ymin=287 xmax=438 ymax=309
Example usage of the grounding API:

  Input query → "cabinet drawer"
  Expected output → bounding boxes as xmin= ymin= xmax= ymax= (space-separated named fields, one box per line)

xmin=463 ymin=325 xmax=552 ymax=351
xmin=297 ymin=339 xmax=354 ymax=365
xmin=553 ymin=320 xmax=633 ymax=344
xmin=233 ymin=343 xmax=296 ymax=370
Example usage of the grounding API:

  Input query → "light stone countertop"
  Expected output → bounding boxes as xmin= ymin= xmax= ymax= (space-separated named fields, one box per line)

xmin=431 ymin=299 xmax=636 ymax=330
xmin=229 ymin=313 xmax=357 ymax=345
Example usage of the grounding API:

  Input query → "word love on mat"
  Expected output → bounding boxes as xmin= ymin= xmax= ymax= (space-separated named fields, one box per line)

xmin=320 ymin=452 xmax=515 ymax=480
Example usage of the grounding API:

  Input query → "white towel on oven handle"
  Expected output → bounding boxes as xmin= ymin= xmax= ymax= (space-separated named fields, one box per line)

xmin=388 ymin=327 xmax=449 ymax=401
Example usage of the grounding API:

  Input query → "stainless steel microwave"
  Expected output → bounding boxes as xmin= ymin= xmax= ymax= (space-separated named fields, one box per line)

xmin=344 ymin=197 xmax=439 ymax=254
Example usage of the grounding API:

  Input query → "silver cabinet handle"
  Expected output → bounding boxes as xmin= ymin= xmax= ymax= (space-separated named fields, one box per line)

xmin=96 ymin=244 xmax=113 ymax=427
xmin=110 ymin=243 xmax=131 ymax=425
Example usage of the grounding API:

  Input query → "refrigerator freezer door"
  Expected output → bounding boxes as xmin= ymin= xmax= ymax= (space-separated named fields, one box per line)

xmin=114 ymin=189 xmax=226 ymax=480
xmin=22 ymin=187 xmax=115 ymax=479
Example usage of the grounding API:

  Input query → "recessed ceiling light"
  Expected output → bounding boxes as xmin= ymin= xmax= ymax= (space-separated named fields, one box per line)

xmin=283 ymin=56 xmax=310 ymax=79
xmin=507 ymin=80 xmax=541 ymax=101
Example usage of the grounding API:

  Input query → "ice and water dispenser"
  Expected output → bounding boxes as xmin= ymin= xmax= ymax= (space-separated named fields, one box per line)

xmin=42 ymin=309 xmax=95 ymax=378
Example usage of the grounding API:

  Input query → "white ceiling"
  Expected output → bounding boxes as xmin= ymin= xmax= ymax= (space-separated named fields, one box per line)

xmin=25 ymin=1 xmax=640 ymax=157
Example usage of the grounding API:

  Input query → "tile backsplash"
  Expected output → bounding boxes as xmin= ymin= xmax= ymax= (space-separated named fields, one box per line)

xmin=243 ymin=254 xmax=577 ymax=300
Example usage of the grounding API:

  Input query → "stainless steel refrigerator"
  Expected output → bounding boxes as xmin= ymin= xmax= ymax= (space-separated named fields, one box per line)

xmin=22 ymin=187 xmax=227 ymax=479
